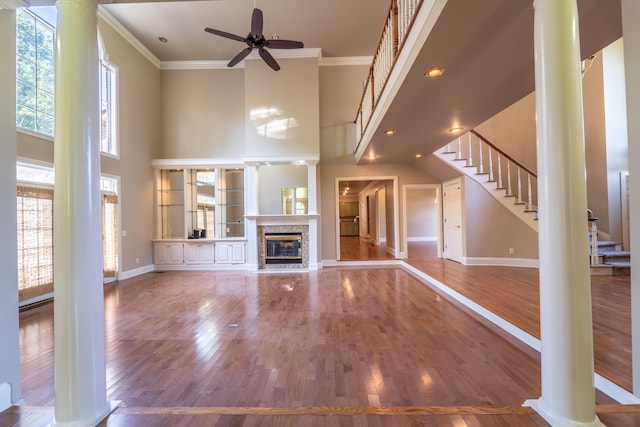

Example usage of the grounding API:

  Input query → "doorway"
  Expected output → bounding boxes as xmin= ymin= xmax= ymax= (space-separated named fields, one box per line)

xmin=336 ymin=177 xmax=398 ymax=261
xmin=402 ymin=184 xmax=442 ymax=259
xmin=442 ymin=178 xmax=463 ymax=263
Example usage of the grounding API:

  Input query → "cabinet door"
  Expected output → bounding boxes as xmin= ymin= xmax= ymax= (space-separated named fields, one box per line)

xmin=230 ymin=243 xmax=245 ymax=263
xmin=155 ymin=242 xmax=184 ymax=264
xmin=216 ymin=242 xmax=245 ymax=264
xmin=200 ymin=243 xmax=215 ymax=264
xmin=184 ymin=244 xmax=201 ymax=264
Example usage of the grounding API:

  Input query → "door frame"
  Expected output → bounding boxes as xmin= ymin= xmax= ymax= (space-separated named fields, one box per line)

xmin=335 ymin=176 xmax=399 ymax=260
xmin=401 ymin=184 xmax=442 ymax=259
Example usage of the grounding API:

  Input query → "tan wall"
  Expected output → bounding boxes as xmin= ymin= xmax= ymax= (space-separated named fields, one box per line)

xmin=463 ymin=177 xmax=539 ymax=259
xmin=245 ymin=57 xmax=319 ymax=158
xmin=98 ymin=19 xmax=161 ymax=272
xmin=160 ymin=68 xmax=245 ymax=159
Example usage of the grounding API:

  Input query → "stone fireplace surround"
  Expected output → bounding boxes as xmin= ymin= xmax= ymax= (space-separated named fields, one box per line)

xmin=258 ymin=225 xmax=309 ymax=269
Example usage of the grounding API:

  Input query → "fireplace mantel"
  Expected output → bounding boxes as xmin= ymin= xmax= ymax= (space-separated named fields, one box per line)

xmin=246 ymin=214 xmax=320 ymax=225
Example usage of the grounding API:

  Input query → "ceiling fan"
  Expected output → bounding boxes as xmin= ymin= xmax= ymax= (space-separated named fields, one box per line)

xmin=204 ymin=8 xmax=304 ymax=71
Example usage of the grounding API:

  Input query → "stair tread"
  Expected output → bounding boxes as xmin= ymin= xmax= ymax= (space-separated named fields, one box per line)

xmin=604 ymin=261 xmax=631 ymax=266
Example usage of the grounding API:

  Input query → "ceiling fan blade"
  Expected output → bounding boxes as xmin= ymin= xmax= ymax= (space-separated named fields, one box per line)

xmin=251 ymin=8 xmax=263 ymax=39
xmin=258 ymin=47 xmax=280 ymax=71
xmin=228 ymin=47 xmax=253 ymax=67
xmin=265 ymin=39 xmax=304 ymax=49
xmin=204 ymin=27 xmax=247 ymax=43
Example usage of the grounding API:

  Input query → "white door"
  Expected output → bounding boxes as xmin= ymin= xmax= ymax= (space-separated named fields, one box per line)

xmin=443 ymin=179 xmax=463 ymax=263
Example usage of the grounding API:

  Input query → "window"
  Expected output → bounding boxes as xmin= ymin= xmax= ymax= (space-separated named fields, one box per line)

xmin=100 ymin=59 xmax=118 ymax=156
xmin=16 ymin=7 xmax=118 ymax=156
xmin=17 ymin=185 xmax=54 ymax=303
xmin=16 ymin=162 xmax=120 ymax=303
xmin=16 ymin=8 xmax=55 ymax=137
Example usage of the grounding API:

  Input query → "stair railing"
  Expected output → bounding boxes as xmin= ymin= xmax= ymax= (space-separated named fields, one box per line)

xmin=446 ymin=130 xmax=538 ymax=212
xmin=354 ymin=0 xmax=424 ymax=154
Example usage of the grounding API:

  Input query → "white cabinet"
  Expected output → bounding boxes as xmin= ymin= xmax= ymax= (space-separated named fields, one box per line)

xmin=215 ymin=242 xmax=245 ymax=264
xmin=154 ymin=242 xmax=184 ymax=264
xmin=184 ymin=242 xmax=215 ymax=265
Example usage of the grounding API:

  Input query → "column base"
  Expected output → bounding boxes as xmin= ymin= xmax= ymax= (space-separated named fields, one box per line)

xmin=52 ymin=400 xmax=121 ymax=427
xmin=523 ymin=398 xmax=605 ymax=427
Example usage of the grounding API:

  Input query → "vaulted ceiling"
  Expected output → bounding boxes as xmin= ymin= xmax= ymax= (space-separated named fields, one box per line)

xmin=99 ymin=0 xmax=623 ymax=165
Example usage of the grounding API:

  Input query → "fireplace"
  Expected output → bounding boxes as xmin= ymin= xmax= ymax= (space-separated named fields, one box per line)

xmin=257 ymin=224 xmax=309 ymax=269
xmin=265 ymin=233 xmax=302 ymax=264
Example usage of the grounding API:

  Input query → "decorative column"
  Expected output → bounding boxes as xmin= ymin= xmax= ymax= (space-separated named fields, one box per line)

xmin=245 ymin=163 xmax=259 ymax=270
xmin=524 ymin=0 xmax=601 ymax=425
xmin=307 ymin=161 xmax=320 ymax=269
xmin=621 ymin=0 xmax=640 ymax=397
xmin=53 ymin=0 xmax=115 ymax=424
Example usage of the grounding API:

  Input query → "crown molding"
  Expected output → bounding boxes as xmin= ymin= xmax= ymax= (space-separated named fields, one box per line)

xmin=97 ymin=5 xmax=161 ymax=69
xmin=160 ymin=48 xmax=322 ymax=70
xmin=0 ymin=0 xmax=26 ymax=9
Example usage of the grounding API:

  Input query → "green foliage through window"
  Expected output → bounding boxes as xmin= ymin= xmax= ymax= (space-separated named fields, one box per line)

xmin=16 ymin=9 xmax=55 ymax=137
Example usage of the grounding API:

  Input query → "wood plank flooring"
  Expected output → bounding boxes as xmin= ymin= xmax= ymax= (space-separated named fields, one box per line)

xmin=6 ymin=239 xmax=639 ymax=426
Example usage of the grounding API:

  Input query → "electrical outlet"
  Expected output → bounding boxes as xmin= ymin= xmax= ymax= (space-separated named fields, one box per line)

xmin=509 ymin=247 xmax=515 ymax=255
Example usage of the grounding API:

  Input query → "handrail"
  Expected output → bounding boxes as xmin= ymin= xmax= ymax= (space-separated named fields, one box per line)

xmin=354 ymin=0 xmax=424 ymax=154
xmin=469 ymin=129 xmax=537 ymax=178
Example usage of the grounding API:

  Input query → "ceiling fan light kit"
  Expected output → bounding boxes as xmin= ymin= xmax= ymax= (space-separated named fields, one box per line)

xmin=204 ymin=8 xmax=304 ymax=71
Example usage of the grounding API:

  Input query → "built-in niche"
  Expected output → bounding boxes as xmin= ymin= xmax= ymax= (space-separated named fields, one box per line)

xmin=258 ymin=163 xmax=308 ymax=214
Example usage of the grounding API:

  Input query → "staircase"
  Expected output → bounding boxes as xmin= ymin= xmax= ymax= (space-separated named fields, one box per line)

xmin=435 ymin=130 xmax=538 ymax=232
xmin=435 ymin=130 xmax=630 ymax=276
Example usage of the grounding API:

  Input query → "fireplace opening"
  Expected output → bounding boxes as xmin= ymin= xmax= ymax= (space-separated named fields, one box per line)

xmin=265 ymin=233 xmax=302 ymax=264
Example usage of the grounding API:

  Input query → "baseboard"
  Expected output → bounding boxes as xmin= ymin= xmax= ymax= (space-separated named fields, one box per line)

xmin=463 ymin=257 xmax=539 ymax=268
xmin=0 ymin=383 xmax=11 ymax=412
xmin=407 ymin=236 xmax=437 ymax=242
xmin=119 ymin=264 xmax=154 ymax=280
xmin=322 ymin=259 xmax=403 ymax=267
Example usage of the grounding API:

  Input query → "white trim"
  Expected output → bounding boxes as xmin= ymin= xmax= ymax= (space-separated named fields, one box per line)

xmin=320 ymin=56 xmax=372 ymax=67
xmin=159 ymin=48 xmax=322 ymax=70
xmin=463 ymin=257 xmax=539 ymax=268
xmin=18 ymin=292 xmax=53 ymax=308
xmin=322 ymin=259 xmax=403 ymax=268
xmin=97 ymin=6 xmax=160 ymax=69
xmin=0 ymin=383 xmax=11 ymax=412
xmin=118 ymin=264 xmax=154 ymax=280
xmin=16 ymin=127 xmax=54 ymax=142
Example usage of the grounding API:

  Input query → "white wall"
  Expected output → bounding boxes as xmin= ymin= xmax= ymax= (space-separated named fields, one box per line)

xmin=0 ymin=9 xmax=21 ymax=405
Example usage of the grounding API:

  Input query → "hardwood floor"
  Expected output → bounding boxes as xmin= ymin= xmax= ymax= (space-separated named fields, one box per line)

xmin=6 ymin=242 xmax=639 ymax=426
xmin=339 ymin=236 xmax=394 ymax=260
xmin=405 ymin=241 xmax=632 ymax=391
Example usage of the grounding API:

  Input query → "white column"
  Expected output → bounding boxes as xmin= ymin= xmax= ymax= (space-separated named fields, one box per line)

xmin=621 ymin=0 xmax=640 ymax=396
xmin=307 ymin=162 xmax=318 ymax=214
xmin=525 ymin=0 xmax=601 ymax=425
xmin=245 ymin=164 xmax=259 ymax=270
xmin=0 ymin=7 xmax=21 ymax=408
xmin=53 ymin=0 xmax=114 ymax=424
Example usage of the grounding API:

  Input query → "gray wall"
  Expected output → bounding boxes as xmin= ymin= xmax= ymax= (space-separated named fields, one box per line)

xmin=406 ymin=188 xmax=438 ymax=240
xmin=464 ymin=177 xmax=539 ymax=259
xmin=0 ymin=9 xmax=21 ymax=404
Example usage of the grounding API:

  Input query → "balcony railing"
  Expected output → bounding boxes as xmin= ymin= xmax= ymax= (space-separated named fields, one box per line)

xmin=354 ymin=0 xmax=423 ymax=153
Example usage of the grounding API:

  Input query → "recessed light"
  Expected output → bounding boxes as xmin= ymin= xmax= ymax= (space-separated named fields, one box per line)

xmin=158 ymin=36 xmax=168 ymax=43
xmin=449 ymin=126 xmax=463 ymax=133
xmin=367 ymin=154 xmax=376 ymax=160
xmin=415 ymin=154 xmax=422 ymax=158
xmin=384 ymin=129 xmax=395 ymax=135
xmin=424 ymin=65 xmax=445 ymax=77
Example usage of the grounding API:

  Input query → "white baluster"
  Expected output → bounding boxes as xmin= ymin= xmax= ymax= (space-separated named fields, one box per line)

xmin=456 ymin=136 xmax=462 ymax=160
xmin=527 ymin=174 xmax=533 ymax=209
xmin=506 ymin=161 xmax=512 ymax=195
xmin=497 ymin=153 xmax=503 ymax=188
xmin=467 ymin=132 xmax=473 ymax=167
xmin=517 ymin=167 xmax=523 ymax=203
xmin=590 ymin=220 xmax=598 ymax=266
xmin=478 ymin=139 xmax=484 ymax=174
xmin=488 ymin=146 xmax=494 ymax=181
